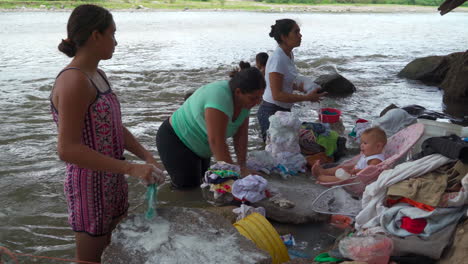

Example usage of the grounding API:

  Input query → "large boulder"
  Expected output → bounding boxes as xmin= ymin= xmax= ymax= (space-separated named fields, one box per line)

xmin=398 ymin=55 xmax=452 ymax=85
xmin=441 ymin=51 xmax=468 ymax=99
xmin=102 ymin=207 xmax=270 ymax=263
xmin=314 ymin=73 xmax=356 ymax=96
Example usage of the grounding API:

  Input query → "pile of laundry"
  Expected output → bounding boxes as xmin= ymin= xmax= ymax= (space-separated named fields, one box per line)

xmin=321 ymin=134 xmax=468 ymax=263
xmin=247 ymin=111 xmax=306 ymax=178
xmin=201 ymin=161 xmax=271 ymax=206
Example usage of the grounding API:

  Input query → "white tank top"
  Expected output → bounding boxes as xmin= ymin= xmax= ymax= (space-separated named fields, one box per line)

xmin=355 ymin=153 xmax=385 ymax=170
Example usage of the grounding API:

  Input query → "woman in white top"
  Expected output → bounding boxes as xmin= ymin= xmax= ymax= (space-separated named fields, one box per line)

xmin=257 ymin=19 xmax=326 ymax=141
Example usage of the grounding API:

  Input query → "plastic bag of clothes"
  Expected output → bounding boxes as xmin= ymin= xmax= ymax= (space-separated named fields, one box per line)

xmin=339 ymin=235 xmax=393 ymax=264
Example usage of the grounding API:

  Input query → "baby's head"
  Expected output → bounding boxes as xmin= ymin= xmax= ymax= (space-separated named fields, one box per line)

xmin=360 ymin=127 xmax=387 ymax=156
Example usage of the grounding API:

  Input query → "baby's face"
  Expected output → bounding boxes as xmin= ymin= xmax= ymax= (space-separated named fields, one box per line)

xmin=360 ymin=134 xmax=384 ymax=156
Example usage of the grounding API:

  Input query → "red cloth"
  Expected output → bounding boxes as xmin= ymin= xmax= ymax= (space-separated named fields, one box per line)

xmin=400 ymin=217 xmax=427 ymax=234
xmin=386 ymin=197 xmax=435 ymax=212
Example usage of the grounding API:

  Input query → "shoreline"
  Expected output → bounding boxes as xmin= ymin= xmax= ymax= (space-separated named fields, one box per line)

xmin=2 ymin=3 xmax=468 ymax=13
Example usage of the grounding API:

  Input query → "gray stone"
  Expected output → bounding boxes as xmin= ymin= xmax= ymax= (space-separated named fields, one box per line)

xmin=254 ymin=175 xmax=330 ymax=224
xmin=398 ymin=52 xmax=462 ymax=86
xmin=314 ymin=73 xmax=356 ymax=96
xmin=102 ymin=207 xmax=270 ymax=264
xmin=441 ymin=51 xmax=468 ymax=100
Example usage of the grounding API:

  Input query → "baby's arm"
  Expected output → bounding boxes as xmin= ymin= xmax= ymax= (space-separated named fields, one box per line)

xmin=367 ymin=159 xmax=383 ymax=166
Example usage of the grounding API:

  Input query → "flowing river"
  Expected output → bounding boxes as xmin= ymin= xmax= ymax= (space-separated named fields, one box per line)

xmin=1 ymin=10 xmax=467 ymax=261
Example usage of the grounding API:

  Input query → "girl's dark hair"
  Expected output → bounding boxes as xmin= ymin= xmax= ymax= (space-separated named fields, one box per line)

xmin=229 ymin=61 xmax=251 ymax=78
xmin=255 ymin=52 xmax=269 ymax=67
xmin=269 ymin=19 xmax=296 ymax=44
xmin=229 ymin=67 xmax=266 ymax=94
xmin=58 ymin=5 xmax=113 ymax=57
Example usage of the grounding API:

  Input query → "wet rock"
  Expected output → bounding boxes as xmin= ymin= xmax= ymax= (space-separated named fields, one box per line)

xmin=438 ymin=219 xmax=468 ymax=264
xmin=441 ymin=51 xmax=468 ymax=100
xmin=398 ymin=52 xmax=464 ymax=87
xmin=314 ymin=73 xmax=356 ymax=96
xmin=255 ymin=176 xmax=331 ymax=224
xmin=398 ymin=55 xmax=450 ymax=86
xmin=102 ymin=207 xmax=270 ymax=264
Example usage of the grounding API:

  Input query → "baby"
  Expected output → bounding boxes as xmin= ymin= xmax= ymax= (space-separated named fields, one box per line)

xmin=313 ymin=127 xmax=387 ymax=183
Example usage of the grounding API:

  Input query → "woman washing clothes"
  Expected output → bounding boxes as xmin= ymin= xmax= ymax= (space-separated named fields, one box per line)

xmin=257 ymin=18 xmax=326 ymax=142
xmin=156 ymin=67 xmax=266 ymax=188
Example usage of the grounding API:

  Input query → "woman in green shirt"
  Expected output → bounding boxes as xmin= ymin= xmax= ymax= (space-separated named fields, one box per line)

xmin=156 ymin=67 xmax=266 ymax=188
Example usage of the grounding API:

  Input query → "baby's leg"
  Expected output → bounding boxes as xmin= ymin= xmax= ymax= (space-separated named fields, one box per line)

xmin=317 ymin=175 xmax=341 ymax=183
xmin=312 ymin=160 xmax=339 ymax=177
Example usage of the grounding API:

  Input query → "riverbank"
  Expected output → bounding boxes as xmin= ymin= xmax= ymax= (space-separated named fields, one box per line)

xmin=1 ymin=0 xmax=468 ymax=13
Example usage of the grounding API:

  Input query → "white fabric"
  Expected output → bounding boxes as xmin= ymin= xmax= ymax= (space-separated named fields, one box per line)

xmin=263 ymin=46 xmax=298 ymax=109
xmin=264 ymin=111 xmax=306 ymax=176
xmin=355 ymin=153 xmax=386 ymax=170
xmin=443 ymin=173 xmax=468 ymax=210
xmin=355 ymin=154 xmax=452 ymax=230
xmin=231 ymin=175 xmax=268 ymax=203
xmin=232 ymin=204 xmax=266 ymax=221
xmin=295 ymin=75 xmax=321 ymax=92
xmin=246 ymin=150 xmax=276 ymax=174
xmin=372 ymin=108 xmax=417 ymax=137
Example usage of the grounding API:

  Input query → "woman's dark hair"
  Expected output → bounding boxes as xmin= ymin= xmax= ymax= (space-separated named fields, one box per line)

xmin=229 ymin=61 xmax=251 ymax=78
xmin=269 ymin=19 xmax=297 ymax=44
xmin=58 ymin=5 xmax=113 ymax=57
xmin=255 ymin=52 xmax=269 ymax=67
xmin=229 ymin=67 xmax=266 ymax=94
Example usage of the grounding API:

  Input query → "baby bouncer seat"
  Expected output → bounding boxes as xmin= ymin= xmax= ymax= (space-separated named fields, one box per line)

xmin=318 ymin=123 xmax=425 ymax=196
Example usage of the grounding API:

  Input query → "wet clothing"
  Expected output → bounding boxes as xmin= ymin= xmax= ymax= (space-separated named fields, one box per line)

xmin=51 ymin=68 xmax=128 ymax=236
xmin=414 ymin=135 xmax=468 ymax=164
xmin=263 ymin=46 xmax=298 ymax=109
xmin=171 ymin=80 xmax=250 ymax=159
xmin=156 ymin=118 xmax=210 ymax=188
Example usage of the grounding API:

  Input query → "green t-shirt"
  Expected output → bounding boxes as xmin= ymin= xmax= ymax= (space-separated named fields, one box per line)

xmin=172 ymin=80 xmax=250 ymax=158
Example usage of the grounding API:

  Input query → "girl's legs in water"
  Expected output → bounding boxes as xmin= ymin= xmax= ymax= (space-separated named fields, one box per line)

xmin=75 ymin=213 xmax=126 ymax=262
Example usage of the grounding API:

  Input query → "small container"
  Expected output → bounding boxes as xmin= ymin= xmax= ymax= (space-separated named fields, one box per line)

xmin=319 ymin=108 xmax=341 ymax=123
xmin=335 ymin=168 xmax=351 ymax=180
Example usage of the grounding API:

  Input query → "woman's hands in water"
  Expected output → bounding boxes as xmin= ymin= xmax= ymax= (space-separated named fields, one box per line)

xmin=292 ymin=81 xmax=305 ymax=93
xmin=305 ymin=88 xmax=327 ymax=102
xmin=126 ymin=163 xmax=165 ymax=185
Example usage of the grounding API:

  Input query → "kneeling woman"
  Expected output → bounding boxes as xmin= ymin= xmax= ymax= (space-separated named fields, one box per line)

xmin=156 ymin=67 xmax=265 ymax=188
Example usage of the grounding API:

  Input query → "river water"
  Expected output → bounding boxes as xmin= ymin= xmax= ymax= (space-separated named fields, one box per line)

xmin=1 ymin=10 xmax=467 ymax=262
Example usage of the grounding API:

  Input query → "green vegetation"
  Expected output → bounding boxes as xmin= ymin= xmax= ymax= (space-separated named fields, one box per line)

xmin=0 ymin=0 xmax=467 ymax=10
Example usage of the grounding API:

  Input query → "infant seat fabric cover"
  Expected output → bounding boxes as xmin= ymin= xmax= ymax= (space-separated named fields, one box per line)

xmin=319 ymin=123 xmax=425 ymax=195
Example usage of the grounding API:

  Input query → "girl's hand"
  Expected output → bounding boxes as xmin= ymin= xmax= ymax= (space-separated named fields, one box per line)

xmin=305 ymin=88 xmax=327 ymax=102
xmin=127 ymin=163 xmax=164 ymax=185
xmin=150 ymin=165 xmax=166 ymax=185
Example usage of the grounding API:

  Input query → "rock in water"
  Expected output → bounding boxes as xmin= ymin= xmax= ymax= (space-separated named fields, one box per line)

xmin=102 ymin=207 xmax=270 ymax=264
xmin=314 ymin=73 xmax=356 ymax=96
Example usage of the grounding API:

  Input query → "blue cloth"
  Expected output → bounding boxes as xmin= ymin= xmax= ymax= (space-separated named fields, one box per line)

xmin=381 ymin=203 xmax=466 ymax=238
xmin=301 ymin=122 xmax=330 ymax=136
xmin=145 ymin=184 xmax=158 ymax=220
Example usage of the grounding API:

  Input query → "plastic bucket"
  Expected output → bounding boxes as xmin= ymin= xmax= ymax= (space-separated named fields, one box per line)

xmin=320 ymin=108 xmax=341 ymax=123
xmin=233 ymin=213 xmax=290 ymax=264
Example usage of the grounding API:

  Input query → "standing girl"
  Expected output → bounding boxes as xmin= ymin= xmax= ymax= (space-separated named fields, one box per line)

xmin=50 ymin=5 xmax=164 ymax=262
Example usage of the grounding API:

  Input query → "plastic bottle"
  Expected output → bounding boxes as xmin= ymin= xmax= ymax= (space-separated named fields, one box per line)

xmin=335 ymin=168 xmax=351 ymax=180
